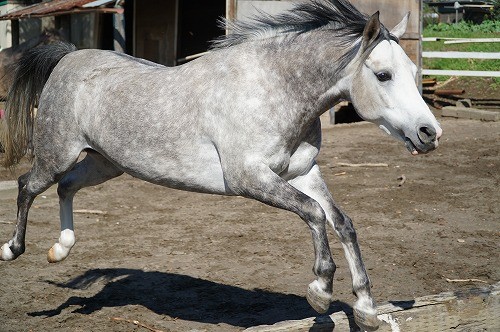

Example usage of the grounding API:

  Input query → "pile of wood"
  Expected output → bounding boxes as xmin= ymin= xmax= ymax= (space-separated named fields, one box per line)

xmin=422 ymin=78 xmax=500 ymax=121
xmin=423 ymin=77 xmax=466 ymax=109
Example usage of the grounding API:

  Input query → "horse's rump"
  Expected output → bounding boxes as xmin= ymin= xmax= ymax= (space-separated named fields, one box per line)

xmin=1 ymin=42 xmax=77 ymax=167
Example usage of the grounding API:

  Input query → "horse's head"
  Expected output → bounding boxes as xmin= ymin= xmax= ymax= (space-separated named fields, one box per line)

xmin=348 ymin=12 xmax=442 ymax=155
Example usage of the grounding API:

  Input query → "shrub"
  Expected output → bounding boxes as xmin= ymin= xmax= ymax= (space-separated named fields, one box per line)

xmin=424 ymin=20 xmax=500 ymax=37
xmin=492 ymin=0 xmax=500 ymax=21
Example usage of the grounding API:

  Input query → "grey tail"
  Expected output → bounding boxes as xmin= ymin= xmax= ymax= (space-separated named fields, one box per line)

xmin=1 ymin=41 xmax=77 ymax=168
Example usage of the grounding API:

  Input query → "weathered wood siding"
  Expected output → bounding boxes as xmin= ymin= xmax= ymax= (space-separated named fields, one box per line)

xmin=350 ymin=0 xmax=421 ymax=66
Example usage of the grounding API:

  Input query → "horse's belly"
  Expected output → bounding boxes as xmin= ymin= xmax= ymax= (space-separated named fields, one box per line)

xmin=147 ymin=158 xmax=228 ymax=195
xmin=110 ymin=142 xmax=229 ymax=195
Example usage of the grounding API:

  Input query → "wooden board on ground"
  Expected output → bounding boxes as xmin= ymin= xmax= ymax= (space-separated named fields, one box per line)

xmin=442 ymin=106 xmax=500 ymax=122
xmin=245 ymin=282 xmax=500 ymax=331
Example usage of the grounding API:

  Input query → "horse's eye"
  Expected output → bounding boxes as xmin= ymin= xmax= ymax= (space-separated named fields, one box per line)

xmin=376 ymin=72 xmax=392 ymax=82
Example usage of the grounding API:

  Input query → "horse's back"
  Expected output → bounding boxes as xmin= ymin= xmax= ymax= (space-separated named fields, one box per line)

xmin=35 ymin=47 xmax=320 ymax=195
xmin=36 ymin=49 xmax=229 ymax=194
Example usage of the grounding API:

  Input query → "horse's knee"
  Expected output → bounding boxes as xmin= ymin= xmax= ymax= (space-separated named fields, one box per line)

xmin=337 ymin=221 xmax=357 ymax=243
xmin=301 ymin=199 xmax=327 ymax=228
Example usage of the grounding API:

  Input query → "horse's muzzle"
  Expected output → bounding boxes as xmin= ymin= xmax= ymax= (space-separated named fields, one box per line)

xmin=406 ymin=124 xmax=442 ymax=155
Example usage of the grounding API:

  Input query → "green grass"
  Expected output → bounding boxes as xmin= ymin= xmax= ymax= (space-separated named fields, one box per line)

xmin=422 ymin=20 xmax=500 ymax=80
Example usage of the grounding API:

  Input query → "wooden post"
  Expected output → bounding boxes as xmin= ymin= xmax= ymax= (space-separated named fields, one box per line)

xmin=226 ymin=0 xmax=237 ymax=21
xmin=113 ymin=3 xmax=126 ymax=53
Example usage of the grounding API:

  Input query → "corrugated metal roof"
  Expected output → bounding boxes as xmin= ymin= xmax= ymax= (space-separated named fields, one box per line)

xmin=0 ymin=0 xmax=121 ymax=20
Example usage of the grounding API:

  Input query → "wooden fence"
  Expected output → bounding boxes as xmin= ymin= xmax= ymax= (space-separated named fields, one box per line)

xmin=422 ymin=38 xmax=500 ymax=77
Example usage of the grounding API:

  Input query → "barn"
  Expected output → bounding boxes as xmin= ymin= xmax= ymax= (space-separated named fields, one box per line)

xmin=0 ymin=0 xmax=421 ymax=70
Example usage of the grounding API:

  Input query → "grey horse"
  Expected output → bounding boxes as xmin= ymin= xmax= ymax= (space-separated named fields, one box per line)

xmin=0 ymin=1 xmax=441 ymax=330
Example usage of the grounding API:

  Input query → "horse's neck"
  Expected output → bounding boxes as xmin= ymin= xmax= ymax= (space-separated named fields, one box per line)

xmin=261 ymin=37 xmax=349 ymax=127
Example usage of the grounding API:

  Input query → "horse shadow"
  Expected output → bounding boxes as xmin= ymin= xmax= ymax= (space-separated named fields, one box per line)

xmin=28 ymin=268 xmax=358 ymax=330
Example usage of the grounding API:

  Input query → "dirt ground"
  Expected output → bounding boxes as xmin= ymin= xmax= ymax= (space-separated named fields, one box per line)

xmin=0 ymin=116 xmax=498 ymax=332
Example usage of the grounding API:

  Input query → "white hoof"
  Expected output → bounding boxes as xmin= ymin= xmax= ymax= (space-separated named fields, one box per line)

xmin=47 ymin=230 xmax=75 ymax=263
xmin=353 ymin=298 xmax=380 ymax=331
xmin=306 ymin=280 xmax=332 ymax=314
xmin=0 ymin=243 xmax=15 ymax=261
xmin=47 ymin=243 xmax=70 ymax=263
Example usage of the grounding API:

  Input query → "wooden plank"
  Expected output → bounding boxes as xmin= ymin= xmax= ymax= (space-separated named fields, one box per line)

xmin=445 ymin=38 xmax=500 ymax=44
xmin=422 ymin=69 xmax=500 ymax=77
xmin=423 ymin=37 xmax=461 ymax=41
xmin=441 ymin=106 xmax=500 ymax=121
xmin=422 ymin=51 xmax=500 ymax=59
xmin=245 ymin=282 xmax=500 ymax=332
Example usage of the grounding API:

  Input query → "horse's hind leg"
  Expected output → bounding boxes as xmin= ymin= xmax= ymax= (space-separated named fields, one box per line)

xmin=1 ymin=157 xmax=75 ymax=261
xmin=48 ymin=151 xmax=123 ymax=263
xmin=289 ymin=164 xmax=379 ymax=331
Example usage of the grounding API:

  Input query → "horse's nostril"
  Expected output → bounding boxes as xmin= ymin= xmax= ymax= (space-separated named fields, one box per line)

xmin=418 ymin=126 xmax=437 ymax=144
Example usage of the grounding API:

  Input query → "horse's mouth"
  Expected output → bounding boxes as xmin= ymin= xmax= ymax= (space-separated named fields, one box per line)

xmin=405 ymin=136 xmax=439 ymax=155
xmin=404 ymin=137 xmax=419 ymax=155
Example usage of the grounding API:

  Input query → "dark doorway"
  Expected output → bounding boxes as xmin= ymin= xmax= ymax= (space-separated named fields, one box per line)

xmin=177 ymin=0 xmax=226 ymax=64
xmin=133 ymin=0 xmax=177 ymax=66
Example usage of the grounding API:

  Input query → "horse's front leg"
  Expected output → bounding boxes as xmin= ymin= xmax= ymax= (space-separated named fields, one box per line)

xmin=226 ymin=162 xmax=335 ymax=313
xmin=289 ymin=163 xmax=379 ymax=331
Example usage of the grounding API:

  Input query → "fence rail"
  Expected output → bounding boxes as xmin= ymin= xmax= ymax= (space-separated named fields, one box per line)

xmin=422 ymin=69 xmax=500 ymax=77
xmin=423 ymin=51 xmax=500 ymax=59
xmin=422 ymin=38 xmax=499 ymax=77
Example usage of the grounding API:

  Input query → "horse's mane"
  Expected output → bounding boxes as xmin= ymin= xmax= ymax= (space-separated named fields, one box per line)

xmin=211 ymin=0 xmax=395 ymax=50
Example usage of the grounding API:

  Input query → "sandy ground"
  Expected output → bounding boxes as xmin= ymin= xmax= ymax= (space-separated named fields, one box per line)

xmin=0 ymin=117 xmax=498 ymax=332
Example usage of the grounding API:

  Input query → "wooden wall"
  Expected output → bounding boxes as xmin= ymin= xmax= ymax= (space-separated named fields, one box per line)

xmin=350 ymin=0 xmax=421 ymax=66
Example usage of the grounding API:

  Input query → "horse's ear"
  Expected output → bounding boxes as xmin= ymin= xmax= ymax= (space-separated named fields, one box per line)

xmin=361 ymin=12 xmax=381 ymax=53
xmin=391 ymin=12 xmax=410 ymax=39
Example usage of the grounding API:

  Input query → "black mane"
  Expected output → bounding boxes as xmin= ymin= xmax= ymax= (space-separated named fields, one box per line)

xmin=211 ymin=0 xmax=395 ymax=50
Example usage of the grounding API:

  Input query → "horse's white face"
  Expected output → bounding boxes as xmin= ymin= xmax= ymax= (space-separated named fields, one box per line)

xmin=349 ymin=13 xmax=442 ymax=155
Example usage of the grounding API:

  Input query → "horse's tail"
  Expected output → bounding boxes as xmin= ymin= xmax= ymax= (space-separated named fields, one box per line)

xmin=1 ymin=42 xmax=77 ymax=168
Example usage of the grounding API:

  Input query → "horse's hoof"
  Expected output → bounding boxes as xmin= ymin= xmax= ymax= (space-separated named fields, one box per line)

xmin=353 ymin=301 xmax=380 ymax=331
xmin=47 ymin=244 xmax=69 ymax=263
xmin=0 ymin=243 xmax=15 ymax=261
xmin=306 ymin=280 xmax=332 ymax=314
xmin=47 ymin=246 xmax=58 ymax=263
